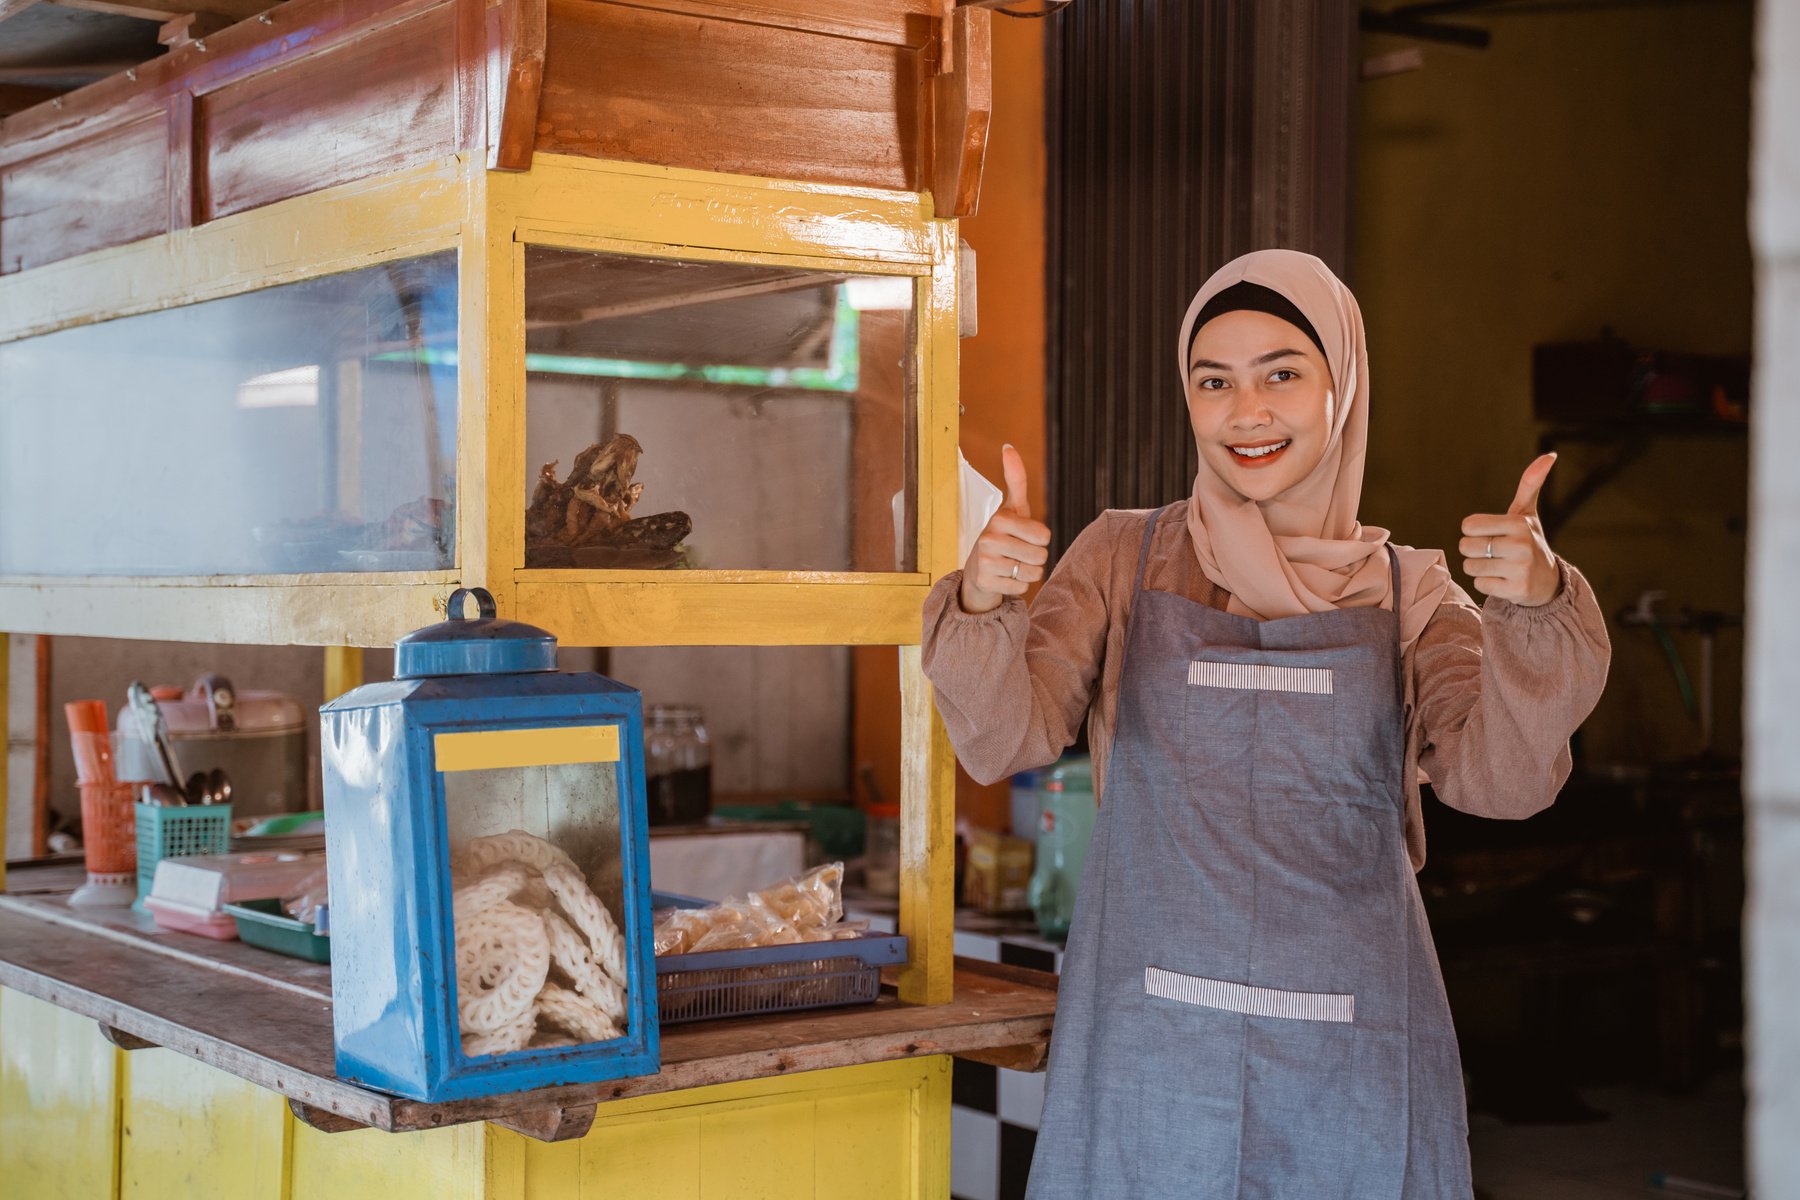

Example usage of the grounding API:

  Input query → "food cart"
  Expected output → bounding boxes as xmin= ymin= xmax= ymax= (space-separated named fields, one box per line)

xmin=0 ymin=1 xmax=1056 ymax=1194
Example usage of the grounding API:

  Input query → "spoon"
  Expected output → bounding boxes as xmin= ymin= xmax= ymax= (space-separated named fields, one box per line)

xmin=182 ymin=768 xmax=234 ymax=806
xmin=140 ymin=783 xmax=188 ymax=808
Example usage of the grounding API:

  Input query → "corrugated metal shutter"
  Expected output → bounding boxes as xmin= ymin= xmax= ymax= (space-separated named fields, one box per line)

xmin=1043 ymin=0 xmax=1356 ymax=553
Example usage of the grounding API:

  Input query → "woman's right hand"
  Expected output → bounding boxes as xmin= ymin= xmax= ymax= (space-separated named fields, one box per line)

xmin=960 ymin=444 xmax=1053 ymax=615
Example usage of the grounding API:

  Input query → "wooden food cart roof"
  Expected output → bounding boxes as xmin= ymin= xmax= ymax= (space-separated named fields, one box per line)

xmin=0 ymin=0 xmax=993 ymax=278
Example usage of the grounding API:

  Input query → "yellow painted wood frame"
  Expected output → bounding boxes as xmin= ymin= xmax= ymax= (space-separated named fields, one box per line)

xmin=0 ymin=152 xmax=963 ymax=1002
xmin=0 ymin=987 xmax=952 ymax=1199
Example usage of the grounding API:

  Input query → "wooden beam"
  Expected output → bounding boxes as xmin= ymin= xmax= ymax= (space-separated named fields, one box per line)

xmin=97 ymin=1021 xmax=157 ymax=1051
xmin=927 ymin=5 xmax=990 ymax=218
xmin=288 ymin=1099 xmax=368 ymax=1134
xmin=955 ymin=1041 xmax=1048 ymax=1072
xmin=165 ymin=87 xmax=195 ymax=228
xmin=31 ymin=636 xmax=49 ymax=858
xmin=50 ymin=0 xmax=274 ymax=20
xmin=491 ymin=1102 xmax=598 ymax=1142
xmin=0 ymin=0 xmax=444 ymax=167
xmin=0 ymin=84 xmax=63 ymax=119
xmin=486 ymin=0 xmax=546 ymax=171
xmin=159 ymin=10 xmax=233 ymax=46
xmin=0 ymin=64 xmax=139 ymax=85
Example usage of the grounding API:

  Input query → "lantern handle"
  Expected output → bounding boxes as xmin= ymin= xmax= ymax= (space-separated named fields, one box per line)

xmin=446 ymin=587 xmax=498 ymax=621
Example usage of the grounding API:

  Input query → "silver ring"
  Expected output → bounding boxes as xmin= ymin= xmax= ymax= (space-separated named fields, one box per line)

xmin=1010 ymin=563 xmax=1020 ymax=580
xmin=1485 ymin=539 xmax=1494 ymax=559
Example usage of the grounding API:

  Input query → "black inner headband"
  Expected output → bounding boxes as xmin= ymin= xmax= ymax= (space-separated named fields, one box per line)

xmin=1187 ymin=281 xmax=1327 ymax=364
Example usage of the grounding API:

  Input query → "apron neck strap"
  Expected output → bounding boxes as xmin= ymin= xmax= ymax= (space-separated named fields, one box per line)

xmin=1133 ymin=505 xmax=1176 ymax=598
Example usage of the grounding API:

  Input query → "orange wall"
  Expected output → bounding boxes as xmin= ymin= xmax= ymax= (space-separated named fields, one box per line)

xmin=853 ymin=16 xmax=1047 ymax=832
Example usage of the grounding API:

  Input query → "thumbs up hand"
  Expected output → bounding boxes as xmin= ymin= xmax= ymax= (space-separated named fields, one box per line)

xmin=1458 ymin=453 xmax=1562 ymax=607
xmin=960 ymin=444 xmax=1054 ymax=615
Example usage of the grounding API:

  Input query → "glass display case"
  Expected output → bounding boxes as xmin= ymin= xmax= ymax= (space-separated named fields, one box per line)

xmin=520 ymin=247 xmax=917 ymax=574
xmin=0 ymin=253 xmax=458 ymax=577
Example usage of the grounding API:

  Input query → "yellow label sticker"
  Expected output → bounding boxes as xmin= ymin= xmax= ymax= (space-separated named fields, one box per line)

xmin=434 ymin=725 xmax=621 ymax=773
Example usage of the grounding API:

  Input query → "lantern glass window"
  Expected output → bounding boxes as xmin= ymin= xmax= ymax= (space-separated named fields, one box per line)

xmin=0 ymin=252 xmax=459 ymax=577
xmin=438 ymin=724 xmax=637 ymax=1058
xmin=521 ymin=246 xmax=919 ymax=573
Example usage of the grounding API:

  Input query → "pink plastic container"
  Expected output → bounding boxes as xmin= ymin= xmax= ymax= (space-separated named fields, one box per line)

xmin=143 ymin=850 xmax=324 ymax=941
xmin=143 ymin=895 xmax=241 ymax=939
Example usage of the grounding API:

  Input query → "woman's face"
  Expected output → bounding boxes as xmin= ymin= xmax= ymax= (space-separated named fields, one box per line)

xmin=1185 ymin=309 xmax=1335 ymax=502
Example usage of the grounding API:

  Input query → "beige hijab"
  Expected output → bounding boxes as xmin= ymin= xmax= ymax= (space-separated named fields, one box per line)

xmin=1177 ymin=249 xmax=1450 ymax=653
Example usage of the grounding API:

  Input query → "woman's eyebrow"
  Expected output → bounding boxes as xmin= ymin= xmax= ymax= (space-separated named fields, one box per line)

xmin=1188 ymin=348 xmax=1308 ymax=372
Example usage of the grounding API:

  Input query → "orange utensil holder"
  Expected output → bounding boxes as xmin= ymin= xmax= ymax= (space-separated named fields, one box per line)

xmin=78 ymin=782 xmax=138 ymax=877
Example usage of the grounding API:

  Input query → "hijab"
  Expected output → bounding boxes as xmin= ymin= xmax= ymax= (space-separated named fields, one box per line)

xmin=1177 ymin=249 xmax=1451 ymax=654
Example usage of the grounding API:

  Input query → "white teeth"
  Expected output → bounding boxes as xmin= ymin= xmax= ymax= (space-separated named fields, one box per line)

xmin=1230 ymin=440 xmax=1290 ymax=459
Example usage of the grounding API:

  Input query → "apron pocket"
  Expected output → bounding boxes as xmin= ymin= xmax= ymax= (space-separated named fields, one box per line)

xmin=1145 ymin=966 xmax=1354 ymax=1023
xmin=1188 ymin=659 xmax=1333 ymax=694
xmin=1181 ymin=646 xmax=1359 ymax=802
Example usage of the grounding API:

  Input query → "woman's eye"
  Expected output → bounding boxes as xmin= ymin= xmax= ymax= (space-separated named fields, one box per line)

xmin=1269 ymin=369 xmax=1298 ymax=384
xmin=1196 ymin=377 xmax=1227 ymax=391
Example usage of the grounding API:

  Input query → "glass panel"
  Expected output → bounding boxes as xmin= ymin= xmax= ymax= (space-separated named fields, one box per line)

xmin=521 ymin=247 xmax=917 ymax=572
xmin=608 ymin=644 xmax=851 ymax=810
xmin=0 ymin=254 xmax=458 ymax=576
xmin=443 ymin=734 xmax=633 ymax=1059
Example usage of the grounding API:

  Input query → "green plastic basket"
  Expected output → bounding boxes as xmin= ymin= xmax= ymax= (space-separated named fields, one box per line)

xmin=223 ymin=898 xmax=331 ymax=963
xmin=134 ymin=801 xmax=233 ymax=905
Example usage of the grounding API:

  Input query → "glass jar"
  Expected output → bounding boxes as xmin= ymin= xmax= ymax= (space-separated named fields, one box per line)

xmin=645 ymin=705 xmax=712 ymax=826
xmin=863 ymin=803 xmax=901 ymax=897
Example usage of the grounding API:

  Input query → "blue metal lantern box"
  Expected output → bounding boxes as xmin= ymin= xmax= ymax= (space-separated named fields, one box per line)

xmin=321 ymin=587 xmax=658 ymax=1101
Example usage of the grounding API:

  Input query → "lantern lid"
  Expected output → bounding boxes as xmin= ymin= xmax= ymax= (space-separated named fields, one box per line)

xmin=394 ymin=588 xmax=558 ymax=679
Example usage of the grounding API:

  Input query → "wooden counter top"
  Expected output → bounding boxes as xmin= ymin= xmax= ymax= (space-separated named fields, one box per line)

xmin=0 ymin=861 xmax=1056 ymax=1141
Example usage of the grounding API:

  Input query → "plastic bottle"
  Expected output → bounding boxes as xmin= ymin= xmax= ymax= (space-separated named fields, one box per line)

xmin=1027 ymin=755 xmax=1095 ymax=939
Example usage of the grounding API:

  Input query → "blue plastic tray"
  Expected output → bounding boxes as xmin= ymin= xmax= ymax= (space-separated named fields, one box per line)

xmin=651 ymin=890 xmax=908 ymax=1024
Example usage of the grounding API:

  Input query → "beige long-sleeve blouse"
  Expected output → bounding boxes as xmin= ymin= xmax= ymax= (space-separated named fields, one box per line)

xmin=921 ymin=504 xmax=1612 ymax=869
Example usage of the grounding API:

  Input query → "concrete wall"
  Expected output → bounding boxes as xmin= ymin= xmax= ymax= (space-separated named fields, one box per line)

xmin=1356 ymin=6 xmax=1754 ymax=771
xmin=1747 ymin=0 xmax=1800 ymax=1191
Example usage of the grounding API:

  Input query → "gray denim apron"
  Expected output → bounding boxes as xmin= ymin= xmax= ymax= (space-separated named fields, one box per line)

xmin=1025 ymin=505 xmax=1471 ymax=1199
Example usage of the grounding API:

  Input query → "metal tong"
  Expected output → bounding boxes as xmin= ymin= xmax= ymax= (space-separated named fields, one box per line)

xmin=127 ymin=681 xmax=189 ymax=806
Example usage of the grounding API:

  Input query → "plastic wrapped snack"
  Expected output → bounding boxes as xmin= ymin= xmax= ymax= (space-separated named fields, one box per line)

xmin=282 ymin=864 xmax=331 ymax=927
xmin=759 ymin=861 xmax=844 ymax=929
xmin=652 ymin=906 xmax=711 ymax=956
xmin=655 ymin=863 xmax=853 ymax=955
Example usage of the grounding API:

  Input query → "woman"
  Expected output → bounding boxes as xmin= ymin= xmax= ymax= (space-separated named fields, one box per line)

xmin=921 ymin=249 xmax=1610 ymax=1198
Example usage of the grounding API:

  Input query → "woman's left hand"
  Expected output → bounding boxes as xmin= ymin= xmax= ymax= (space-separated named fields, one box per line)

xmin=1458 ymin=453 xmax=1562 ymax=607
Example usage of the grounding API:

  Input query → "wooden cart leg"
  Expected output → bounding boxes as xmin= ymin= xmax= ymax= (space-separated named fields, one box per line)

xmin=897 ymin=645 xmax=955 ymax=1006
xmin=1 ymin=634 xmax=8 ymax=894
xmin=324 ymin=647 xmax=364 ymax=704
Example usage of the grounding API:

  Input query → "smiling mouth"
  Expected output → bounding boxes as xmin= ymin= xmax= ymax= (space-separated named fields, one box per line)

xmin=1227 ymin=439 xmax=1292 ymax=465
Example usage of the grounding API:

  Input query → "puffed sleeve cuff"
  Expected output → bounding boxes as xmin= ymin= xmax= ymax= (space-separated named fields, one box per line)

xmin=1476 ymin=555 xmax=1611 ymax=719
xmin=922 ymin=570 xmax=1027 ymax=640
xmin=1480 ymin=557 xmax=1585 ymax=625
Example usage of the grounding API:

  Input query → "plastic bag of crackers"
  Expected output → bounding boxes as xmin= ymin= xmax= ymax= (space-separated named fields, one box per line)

xmin=650 ymin=863 xmax=869 ymax=956
xmin=447 ymin=829 xmax=632 ymax=1058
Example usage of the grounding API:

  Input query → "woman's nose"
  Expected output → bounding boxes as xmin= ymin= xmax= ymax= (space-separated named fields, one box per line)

xmin=1228 ymin=388 xmax=1271 ymax=428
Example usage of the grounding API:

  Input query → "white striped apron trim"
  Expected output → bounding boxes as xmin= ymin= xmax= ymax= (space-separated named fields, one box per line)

xmin=1144 ymin=966 xmax=1355 ymax=1023
xmin=1187 ymin=660 xmax=1334 ymax=695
